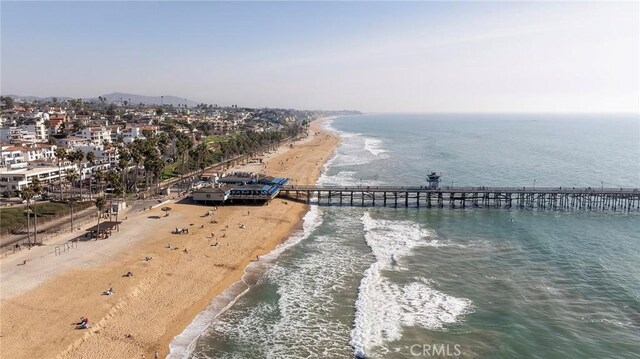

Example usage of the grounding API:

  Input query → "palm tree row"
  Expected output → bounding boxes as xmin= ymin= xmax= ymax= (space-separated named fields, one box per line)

xmin=19 ymin=178 xmax=42 ymax=245
xmin=54 ymin=148 xmax=86 ymax=200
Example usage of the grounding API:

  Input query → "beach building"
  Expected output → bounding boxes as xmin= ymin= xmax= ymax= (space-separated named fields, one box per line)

xmin=192 ymin=187 xmax=230 ymax=204
xmin=228 ymin=184 xmax=280 ymax=200
xmin=199 ymin=169 xmax=219 ymax=182
xmin=191 ymin=172 xmax=289 ymax=205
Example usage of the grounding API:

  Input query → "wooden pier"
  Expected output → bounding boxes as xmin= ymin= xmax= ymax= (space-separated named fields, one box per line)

xmin=278 ymin=186 xmax=640 ymax=211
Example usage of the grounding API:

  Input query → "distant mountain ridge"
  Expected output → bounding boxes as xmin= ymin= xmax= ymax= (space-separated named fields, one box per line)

xmin=6 ymin=92 xmax=201 ymax=107
xmin=98 ymin=92 xmax=200 ymax=107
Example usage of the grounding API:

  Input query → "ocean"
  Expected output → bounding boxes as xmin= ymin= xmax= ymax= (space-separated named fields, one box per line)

xmin=170 ymin=114 xmax=640 ymax=359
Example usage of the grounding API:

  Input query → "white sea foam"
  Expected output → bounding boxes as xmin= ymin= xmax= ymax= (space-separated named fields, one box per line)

xmin=212 ymin=213 xmax=369 ymax=358
xmin=167 ymin=207 xmax=324 ymax=359
xmin=317 ymin=170 xmax=358 ymax=187
xmin=324 ymin=122 xmax=387 ymax=167
xmin=350 ymin=213 xmax=474 ymax=358
xmin=364 ymin=137 xmax=388 ymax=157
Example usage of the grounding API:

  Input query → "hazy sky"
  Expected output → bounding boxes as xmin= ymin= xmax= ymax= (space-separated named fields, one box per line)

xmin=1 ymin=1 xmax=638 ymax=113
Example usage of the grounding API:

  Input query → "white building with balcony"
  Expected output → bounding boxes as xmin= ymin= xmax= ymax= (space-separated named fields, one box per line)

xmin=0 ymin=163 xmax=77 ymax=194
xmin=72 ymin=126 xmax=112 ymax=145
xmin=0 ymin=145 xmax=26 ymax=170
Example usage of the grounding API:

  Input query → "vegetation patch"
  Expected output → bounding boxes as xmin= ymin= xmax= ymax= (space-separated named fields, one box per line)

xmin=0 ymin=201 xmax=93 ymax=232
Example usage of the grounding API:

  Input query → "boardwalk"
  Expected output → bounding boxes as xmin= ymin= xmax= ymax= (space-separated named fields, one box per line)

xmin=278 ymin=186 xmax=640 ymax=211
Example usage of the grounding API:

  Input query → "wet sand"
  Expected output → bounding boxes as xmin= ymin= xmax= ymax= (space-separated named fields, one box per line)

xmin=0 ymin=119 xmax=339 ymax=358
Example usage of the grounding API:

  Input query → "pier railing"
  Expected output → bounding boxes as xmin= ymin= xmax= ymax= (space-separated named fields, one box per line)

xmin=278 ymin=186 xmax=640 ymax=211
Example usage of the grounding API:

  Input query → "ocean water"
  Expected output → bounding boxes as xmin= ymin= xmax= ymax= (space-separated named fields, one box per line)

xmin=172 ymin=114 xmax=640 ymax=359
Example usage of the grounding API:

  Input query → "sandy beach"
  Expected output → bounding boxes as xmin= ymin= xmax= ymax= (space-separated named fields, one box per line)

xmin=0 ymin=118 xmax=339 ymax=358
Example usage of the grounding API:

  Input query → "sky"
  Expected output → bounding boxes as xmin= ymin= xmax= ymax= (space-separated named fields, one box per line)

xmin=1 ymin=1 xmax=638 ymax=113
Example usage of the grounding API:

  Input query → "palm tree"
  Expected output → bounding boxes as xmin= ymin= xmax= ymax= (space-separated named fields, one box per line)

xmin=94 ymin=170 xmax=105 ymax=195
xmin=176 ymin=135 xmax=192 ymax=181
xmin=95 ymin=196 xmax=106 ymax=238
xmin=30 ymin=178 xmax=43 ymax=244
xmin=105 ymin=170 xmax=119 ymax=221
xmin=86 ymin=151 xmax=96 ymax=165
xmin=20 ymin=187 xmax=34 ymax=245
xmin=86 ymin=151 xmax=96 ymax=200
xmin=117 ymin=145 xmax=130 ymax=194
xmin=65 ymin=168 xmax=79 ymax=232
xmin=70 ymin=150 xmax=85 ymax=199
xmin=129 ymin=142 xmax=143 ymax=193
xmin=112 ymin=181 xmax=124 ymax=225
xmin=143 ymin=155 xmax=164 ymax=195
xmin=54 ymin=147 xmax=67 ymax=199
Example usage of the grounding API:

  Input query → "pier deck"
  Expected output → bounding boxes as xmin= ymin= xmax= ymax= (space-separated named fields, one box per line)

xmin=278 ymin=186 xmax=640 ymax=211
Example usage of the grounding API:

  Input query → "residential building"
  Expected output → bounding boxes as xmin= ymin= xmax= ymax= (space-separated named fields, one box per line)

xmin=0 ymin=163 xmax=76 ymax=194
xmin=0 ymin=145 xmax=26 ymax=170
xmin=72 ymin=126 xmax=112 ymax=145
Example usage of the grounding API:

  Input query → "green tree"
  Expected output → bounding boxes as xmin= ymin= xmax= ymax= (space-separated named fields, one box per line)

xmin=54 ymin=147 xmax=67 ymax=199
xmin=29 ymin=178 xmax=43 ymax=244
xmin=85 ymin=151 xmax=96 ymax=199
xmin=175 ymin=134 xmax=193 ymax=180
xmin=117 ymin=148 xmax=131 ymax=193
xmin=86 ymin=151 xmax=96 ymax=165
xmin=106 ymin=104 xmax=117 ymax=116
xmin=70 ymin=150 xmax=85 ymax=199
xmin=144 ymin=155 xmax=164 ymax=195
xmin=105 ymin=170 xmax=120 ymax=221
xmin=1 ymin=96 xmax=15 ymax=109
xmin=129 ymin=142 xmax=143 ymax=192
xmin=94 ymin=196 xmax=107 ymax=238
xmin=64 ymin=168 xmax=79 ymax=232
xmin=20 ymin=187 xmax=34 ymax=245
xmin=94 ymin=170 xmax=105 ymax=195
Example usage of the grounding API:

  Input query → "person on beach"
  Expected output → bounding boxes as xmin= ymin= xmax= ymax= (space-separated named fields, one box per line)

xmin=79 ymin=316 xmax=89 ymax=329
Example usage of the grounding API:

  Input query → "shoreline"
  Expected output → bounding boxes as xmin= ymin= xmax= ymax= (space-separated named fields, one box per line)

xmin=0 ymin=117 xmax=341 ymax=359
xmin=165 ymin=117 xmax=340 ymax=358
xmin=167 ymin=206 xmax=323 ymax=358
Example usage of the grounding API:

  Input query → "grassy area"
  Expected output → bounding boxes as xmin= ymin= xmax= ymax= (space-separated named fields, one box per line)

xmin=0 ymin=201 xmax=93 ymax=232
xmin=203 ymin=135 xmax=227 ymax=145
xmin=161 ymin=162 xmax=179 ymax=181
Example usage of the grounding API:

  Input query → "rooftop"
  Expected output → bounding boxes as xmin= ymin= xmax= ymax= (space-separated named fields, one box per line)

xmin=193 ymin=187 xmax=230 ymax=194
xmin=0 ymin=165 xmax=63 ymax=175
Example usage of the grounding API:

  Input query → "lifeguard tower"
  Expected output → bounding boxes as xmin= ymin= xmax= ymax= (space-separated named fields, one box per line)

xmin=427 ymin=172 xmax=441 ymax=189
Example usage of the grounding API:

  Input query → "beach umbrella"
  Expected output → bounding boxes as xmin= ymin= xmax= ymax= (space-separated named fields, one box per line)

xmin=161 ymin=206 xmax=172 ymax=212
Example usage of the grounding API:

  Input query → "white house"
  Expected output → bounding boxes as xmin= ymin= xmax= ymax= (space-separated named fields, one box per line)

xmin=56 ymin=136 xmax=91 ymax=147
xmin=0 ymin=145 xmax=26 ymax=170
xmin=0 ymin=163 xmax=76 ymax=194
xmin=72 ymin=126 xmax=112 ymax=145
xmin=18 ymin=144 xmax=57 ymax=162
xmin=0 ymin=126 xmax=38 ymax=144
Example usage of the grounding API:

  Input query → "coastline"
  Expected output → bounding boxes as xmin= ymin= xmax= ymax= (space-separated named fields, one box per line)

xmin=0 ymin=117 xmax=340 ymax=359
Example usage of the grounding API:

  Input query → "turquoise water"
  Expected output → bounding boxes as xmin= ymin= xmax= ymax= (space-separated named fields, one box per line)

xmin=173 ymin=114 xmax=640 ymax=359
